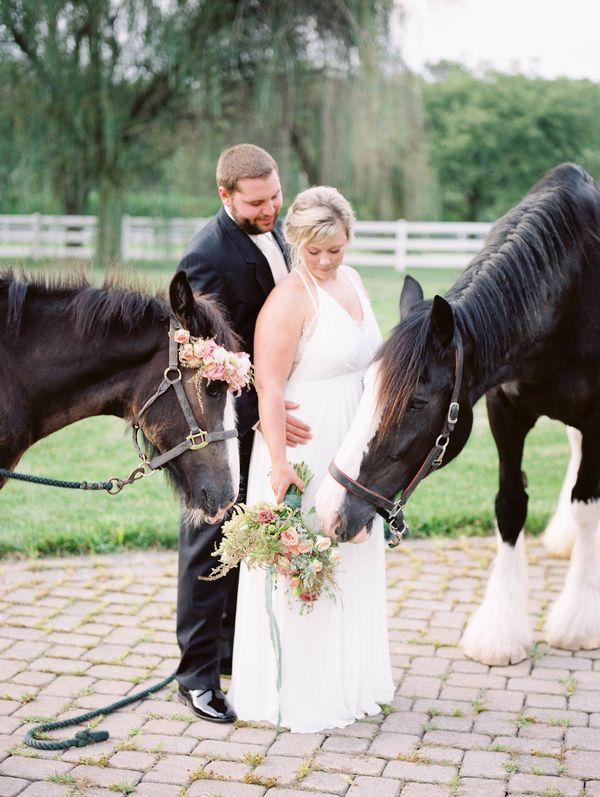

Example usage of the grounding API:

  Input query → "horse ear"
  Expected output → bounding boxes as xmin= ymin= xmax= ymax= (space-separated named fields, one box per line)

xmin=169 ymin=272 xmax=197 ymax=328
xmin=399 ymin=274 xmax=424 ymax=320
xmin=429 ymin=295 xmax=454 ymax=348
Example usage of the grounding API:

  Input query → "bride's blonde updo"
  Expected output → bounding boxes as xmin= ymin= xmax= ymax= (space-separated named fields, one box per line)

xmin=283 ymin=186 xmax=355 ymax=270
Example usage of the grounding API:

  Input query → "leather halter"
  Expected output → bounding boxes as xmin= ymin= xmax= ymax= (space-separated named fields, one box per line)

xmin=329 ymin=333 xmax=464 ymax=547
xmin=130 ymin=324 xmax=238 ymax=474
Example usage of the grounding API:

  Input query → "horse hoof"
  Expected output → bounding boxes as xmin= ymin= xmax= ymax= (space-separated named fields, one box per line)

xmin=547 ymin=637 xmax=582 ymax=651
xmin=542 ymin=528 xmax=575 ymax=559
xmin=461 ymin=602 xmax=531 ymax=666
xmin=462 ymin=642 xmax=529 ymax=667
xmin=546 ymin=630 xmax=600 ymax=651
xmin=545 ymin=617 xmax=576 ymax=650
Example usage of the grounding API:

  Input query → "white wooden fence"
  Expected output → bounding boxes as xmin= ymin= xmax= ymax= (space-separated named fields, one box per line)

xmin=0 ymin=214 xmax=494 ymax=270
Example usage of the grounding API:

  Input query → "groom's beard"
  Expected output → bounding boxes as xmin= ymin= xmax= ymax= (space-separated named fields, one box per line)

xmin=232 ymin=211 xmax=279 ymax=236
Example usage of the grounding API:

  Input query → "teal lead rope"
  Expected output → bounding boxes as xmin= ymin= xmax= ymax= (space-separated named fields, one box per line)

xmin=0 ymin=468 xmax=112 ymax=491
xmin=24 ymin=673 xmax=176 ymax=750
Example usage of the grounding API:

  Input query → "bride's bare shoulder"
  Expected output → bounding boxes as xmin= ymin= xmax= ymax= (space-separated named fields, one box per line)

xmin=265 ymin=270 xmax=311 ymax=309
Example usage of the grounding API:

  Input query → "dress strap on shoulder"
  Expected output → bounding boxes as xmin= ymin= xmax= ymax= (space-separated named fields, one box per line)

xmin=295 ymin=267 xmax=319 ymax=312
xmin=341 ymin=264 xmax=362 ymax=291
xmin=341 ymin=265 xmax=369 ymax=304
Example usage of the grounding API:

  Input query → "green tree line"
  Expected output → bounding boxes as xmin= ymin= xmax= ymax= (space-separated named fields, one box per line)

xmin=2 ymin=2 xmax=600 ymax=261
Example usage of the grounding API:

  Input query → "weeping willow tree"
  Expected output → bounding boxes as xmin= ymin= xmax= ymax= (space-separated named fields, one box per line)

xmin=301 ymin=42 xmax=433 ymax=219
xmin=160 ymin=3 xmax=434 ymax=221
xmin=1 ymin=0 xmax=405 ymax=262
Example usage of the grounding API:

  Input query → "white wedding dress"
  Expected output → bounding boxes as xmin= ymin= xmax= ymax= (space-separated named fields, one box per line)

xmin=228 ymin=265 xmax=394 ymax=733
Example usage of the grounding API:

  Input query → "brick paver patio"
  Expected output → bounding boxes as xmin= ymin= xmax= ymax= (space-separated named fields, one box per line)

xmin=1 ymin=535 xmax=599 ymax=797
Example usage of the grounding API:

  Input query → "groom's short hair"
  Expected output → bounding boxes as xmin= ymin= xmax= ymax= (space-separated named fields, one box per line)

xmin=216 ymin=144 xmax=278 ymax=193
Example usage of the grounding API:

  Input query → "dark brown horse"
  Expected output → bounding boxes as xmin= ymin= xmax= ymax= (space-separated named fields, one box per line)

xmin=317 ymin=163 xmax=600 ymax=665
xmin=0 ymin=270 xmax=241 ymax=524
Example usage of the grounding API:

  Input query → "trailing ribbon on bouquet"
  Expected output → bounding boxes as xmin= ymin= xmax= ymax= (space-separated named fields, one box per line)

xmin=265 ymin=569 xmax=283 ymax=728
xmin=263 ymin=477 xmax=308 ymax=729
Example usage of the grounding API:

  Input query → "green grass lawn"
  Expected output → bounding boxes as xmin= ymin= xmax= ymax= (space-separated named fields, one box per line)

xmin=0 ymin=262 xmax=568 ymax=557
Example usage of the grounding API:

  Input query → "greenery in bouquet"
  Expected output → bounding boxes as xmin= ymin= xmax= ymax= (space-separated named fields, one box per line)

xmin=203 ymin=462 xmax=341 ymax=611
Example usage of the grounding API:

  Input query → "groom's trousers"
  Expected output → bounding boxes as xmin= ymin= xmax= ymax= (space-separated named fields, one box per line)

xmin=175 ymin=429 xmax=254 ymax=691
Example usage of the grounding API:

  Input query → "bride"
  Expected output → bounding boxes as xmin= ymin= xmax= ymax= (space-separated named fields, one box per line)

xmin=227 ymin=186 xmax=393 ymax=732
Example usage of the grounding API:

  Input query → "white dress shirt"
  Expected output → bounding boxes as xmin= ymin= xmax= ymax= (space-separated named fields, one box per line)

xmin=248 ymin=230 xmax=288 ymax=285
xmin=224 ymin=205 xmax=288 ymax=285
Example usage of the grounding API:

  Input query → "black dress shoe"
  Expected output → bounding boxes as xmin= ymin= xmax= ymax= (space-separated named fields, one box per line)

xmin=178 ymin=685 xmax=236 ymax=723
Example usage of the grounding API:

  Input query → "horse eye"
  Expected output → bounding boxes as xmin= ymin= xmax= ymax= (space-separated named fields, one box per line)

xmin=205 ymin=381 xmax=225 ymax=398
xmin=408 ymin=397 xmax=427 ymax=412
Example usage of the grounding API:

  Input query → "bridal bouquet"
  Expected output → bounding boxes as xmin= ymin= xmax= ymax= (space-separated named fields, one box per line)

xmin=204 ymin=463 xmax=341 ymax=612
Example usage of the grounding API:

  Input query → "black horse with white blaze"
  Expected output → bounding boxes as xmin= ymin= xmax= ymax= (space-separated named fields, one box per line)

xmin=317 ymin=162 xmax=600 ymax=665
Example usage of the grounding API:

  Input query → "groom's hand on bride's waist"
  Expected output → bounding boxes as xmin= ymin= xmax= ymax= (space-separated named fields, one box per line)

xmin=284 ymin=401 xmax=312 ymax=447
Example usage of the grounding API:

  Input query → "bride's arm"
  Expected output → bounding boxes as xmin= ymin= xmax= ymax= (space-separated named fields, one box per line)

xmin=254 ymin=281 xmax=307 ymax=503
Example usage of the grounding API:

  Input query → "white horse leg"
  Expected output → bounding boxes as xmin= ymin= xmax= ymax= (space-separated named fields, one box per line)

xmin=461 ymin=529 xmax=531 ymax=665
xmin=545 ymin=499 xmax=600 ymax=650
xmin=542 ymin=426 xmax=581 ymax=558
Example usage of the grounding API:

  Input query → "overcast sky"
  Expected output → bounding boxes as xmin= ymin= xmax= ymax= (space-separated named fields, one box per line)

xmin=398 ymin=0 xmax=600 ymax=82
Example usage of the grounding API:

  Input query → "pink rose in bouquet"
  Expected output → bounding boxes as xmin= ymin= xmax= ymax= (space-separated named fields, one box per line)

xmin=298 ymin=539 xmax=314 ymax=554
xmin=280 ymin=527 xmax=300 ymax=549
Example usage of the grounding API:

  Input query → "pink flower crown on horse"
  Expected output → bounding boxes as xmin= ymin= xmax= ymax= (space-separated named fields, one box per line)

xmin=172 ymin=327 xmax=253 ymax=394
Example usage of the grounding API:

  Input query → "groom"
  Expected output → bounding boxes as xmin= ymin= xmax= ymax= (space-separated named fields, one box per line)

xmin=175 ymin=143 xmax=310 ymax=722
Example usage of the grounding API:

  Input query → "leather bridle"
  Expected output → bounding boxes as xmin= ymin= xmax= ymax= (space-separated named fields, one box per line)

xmin=329 ymin=333 xmax=464 ymax=547
xmin=127 ymin=324 xmax=238 ymax=481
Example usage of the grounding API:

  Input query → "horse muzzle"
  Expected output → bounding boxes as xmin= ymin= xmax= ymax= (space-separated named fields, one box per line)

xmin=330 ymin=512 xmax=373 ymax=544
xmin=205 ymin=501 xmax=235 ymax=525
xmin=182 ymin=478 xmax=238 ymax=527
xmin=335 ymin=492 xmax=377 ymax=542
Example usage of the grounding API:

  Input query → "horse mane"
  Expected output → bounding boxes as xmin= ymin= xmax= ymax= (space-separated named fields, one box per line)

xmin=377 ymin=164 xmax=599 ymax=436
xmin=0 ymin=269 xmax=238 ymax=349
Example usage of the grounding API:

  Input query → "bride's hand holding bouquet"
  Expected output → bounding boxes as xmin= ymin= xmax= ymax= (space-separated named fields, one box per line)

xmin=270 ymin=460 xmax=305 ymax=504
xmin=202 ymin=462 xmax=341 ymax=611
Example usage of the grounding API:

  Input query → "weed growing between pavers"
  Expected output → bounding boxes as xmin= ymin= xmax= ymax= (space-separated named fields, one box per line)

xmin=243 ymin=751 xmax=264 ymax=766
xmin=295 ymin=755 xmax=313 ymax=781
xmin=242 ymin=773 xmax=279 ymax=787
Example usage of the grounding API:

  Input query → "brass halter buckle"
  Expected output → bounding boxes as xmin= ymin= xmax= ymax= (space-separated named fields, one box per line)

xmin=187 ymin=430 xmax=208 ymax=450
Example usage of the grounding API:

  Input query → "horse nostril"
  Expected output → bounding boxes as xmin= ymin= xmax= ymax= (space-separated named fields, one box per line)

xmin=329 ymin=512 xmax=341 ymax=537
xmin=200 ymin=488 xmax=218 ymax=515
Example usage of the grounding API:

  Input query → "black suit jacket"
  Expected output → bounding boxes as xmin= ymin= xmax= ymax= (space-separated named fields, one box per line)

xmin=176 ymin=207 xmax=289 ymax=437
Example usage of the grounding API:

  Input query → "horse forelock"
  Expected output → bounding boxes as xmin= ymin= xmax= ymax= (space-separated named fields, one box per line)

xmin=377 ymin=306 xmax=432 ymax=437
xmin=191 ymin=291 xmax=241 ymax=352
